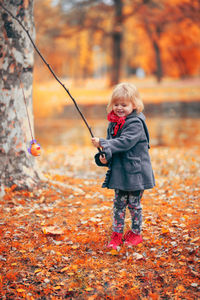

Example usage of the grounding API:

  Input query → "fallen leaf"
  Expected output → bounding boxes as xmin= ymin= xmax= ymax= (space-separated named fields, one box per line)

xmin=61 ymin=266 xmax=68 ymax=273
xmin=190 ymin=237 xmax=199 ymax=243
xmin=17 ymin=289 xmax=25 ymax=293
xmin=132 ymin=253 xmax=144 ymax=260
xmin=85 ymin=287 xmax=94 ymax=291
xmin=109 ymin=249 xmax=119 ymax=255
xmin=42 ymin=226 xmax=64 ymax=235
xmin=34 ymin=269 xmax=42 ymax=274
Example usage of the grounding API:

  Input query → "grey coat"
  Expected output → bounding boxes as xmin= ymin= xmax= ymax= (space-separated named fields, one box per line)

xmin=95 ymin=110 xmax=155 ymax=191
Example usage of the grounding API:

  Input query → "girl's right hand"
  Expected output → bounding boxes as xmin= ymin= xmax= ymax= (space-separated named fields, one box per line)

xmin=91 ymin=137 xmax=100 ymax=148
xmin=100 ymin=153 xmax=107 ymax=164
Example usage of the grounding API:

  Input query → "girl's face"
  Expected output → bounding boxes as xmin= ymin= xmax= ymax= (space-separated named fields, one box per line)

xmin=112 ymin=98 xmax=135 ymax=117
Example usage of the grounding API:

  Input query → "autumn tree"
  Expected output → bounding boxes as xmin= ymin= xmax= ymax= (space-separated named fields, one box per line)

xmin=164 ymin=0 xmax=200 ymax=78
xmin=132 ymin=0 xmax=169 ymax=82
xmin=134 ymin=0 xmax=200 ymax=81
xmin=50 ymin=0 xmax=124 ymax=86
xmin=0 ymin=0 xmax=41 ymax=190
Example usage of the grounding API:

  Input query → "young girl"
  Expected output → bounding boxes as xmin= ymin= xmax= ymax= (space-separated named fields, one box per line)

xmin=91 ymin=82 xmax=155 ymax=250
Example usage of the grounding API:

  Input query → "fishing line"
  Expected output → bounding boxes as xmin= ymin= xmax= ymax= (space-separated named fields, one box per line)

xmin=17 ymin=69 xmax=34 ymax=142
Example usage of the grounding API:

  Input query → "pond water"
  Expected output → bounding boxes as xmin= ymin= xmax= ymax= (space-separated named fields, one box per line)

xmin=35 ymin=117 xmax=200 ymax=148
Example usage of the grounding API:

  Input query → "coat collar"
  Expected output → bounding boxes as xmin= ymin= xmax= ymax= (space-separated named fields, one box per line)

xmin=126 ymin=110 xmax=145 ymax=120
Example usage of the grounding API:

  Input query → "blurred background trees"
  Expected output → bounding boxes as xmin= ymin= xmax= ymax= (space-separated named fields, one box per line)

xmin=34 ymin=0 xmax=200 ymax=86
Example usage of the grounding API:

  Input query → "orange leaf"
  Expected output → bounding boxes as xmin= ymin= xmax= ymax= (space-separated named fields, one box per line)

xmin=85 ymin=287 xmax=94 ymax=292
xmin=17 ymin=289 xmax=26 ymax=293
xmin=34 ymin=269 xmax=42 ymax=274
xmin=191 ymin=237 xmax=199 ymax=243
xmin=10 ymin=184 xmax=17 ymax=191
xmin=175 ymin=285 xmax=186 ymax=292
xmin=109 ymin=249 xmax=119 ymax=255
xmin=61 ymin=267 xmax=68 ymax=273
xmin=149 ymin=292 xmax=159 ymax=300
xmin=161 ymin=228 xmax=169 ymax=235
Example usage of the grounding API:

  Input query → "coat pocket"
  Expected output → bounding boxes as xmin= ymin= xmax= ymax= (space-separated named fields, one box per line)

xmin=123 ymin=156 xmax=141 ymax=174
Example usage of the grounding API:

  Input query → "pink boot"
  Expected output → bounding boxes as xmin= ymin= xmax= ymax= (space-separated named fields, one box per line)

xmin=124 ymin=230 xmax=143 ymax=246
xmin=107 ymin=232 xmax=123 ymax=250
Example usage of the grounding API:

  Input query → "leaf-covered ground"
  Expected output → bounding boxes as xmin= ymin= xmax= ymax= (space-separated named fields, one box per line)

xmin=0 ymin=146 xmax=199 ymax=299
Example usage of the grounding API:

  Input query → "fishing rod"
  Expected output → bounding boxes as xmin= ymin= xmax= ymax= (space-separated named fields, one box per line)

xmin=1 ymin=3 xmax=103 ymax=154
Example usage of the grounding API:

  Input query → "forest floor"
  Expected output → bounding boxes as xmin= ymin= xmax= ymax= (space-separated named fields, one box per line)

xmin=0 ymin=145 xmax=199 ymax=299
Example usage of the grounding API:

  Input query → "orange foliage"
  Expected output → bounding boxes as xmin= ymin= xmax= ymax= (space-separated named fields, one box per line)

xmin=161 ymin=21 xmax=200 ymax=78
xmin=33 ymin=0 xmax=200 ymax=82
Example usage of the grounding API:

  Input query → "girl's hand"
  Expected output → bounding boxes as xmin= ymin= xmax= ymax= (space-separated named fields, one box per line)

xmin=100 ymin=153 xmax=107 ymax=164
xmin=91 ymin=137 xmax=100 ymax=148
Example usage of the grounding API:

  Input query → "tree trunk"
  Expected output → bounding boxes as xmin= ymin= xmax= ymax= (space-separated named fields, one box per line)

xmin=152 ymin=39 xmax=163 ymax=82
xmin=110 ymin=0 xmax=123 ymax=86
xmin=144 ymin=23 xmax=163 ymax=83
xmin=0 ymin=1 xmax=41 ymax=190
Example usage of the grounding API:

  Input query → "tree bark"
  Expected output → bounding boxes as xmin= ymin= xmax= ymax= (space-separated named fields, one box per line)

xmin=0 ymin=0 xmax=41 ymax=190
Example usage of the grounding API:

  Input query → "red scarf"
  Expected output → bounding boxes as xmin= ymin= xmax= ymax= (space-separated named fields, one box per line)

xmin=107 ymin=110 xmax=126 ymax=136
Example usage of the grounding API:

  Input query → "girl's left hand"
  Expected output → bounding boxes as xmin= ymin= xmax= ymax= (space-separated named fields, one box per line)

xmin=100 ymin=153 xmax=107 ymax=164
xmin=91 ymin=137 xmax=100 ymax=148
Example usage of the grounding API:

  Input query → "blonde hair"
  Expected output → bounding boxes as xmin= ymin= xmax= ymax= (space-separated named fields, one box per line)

xmin=107 ymin=82 xmax=144 ymax=114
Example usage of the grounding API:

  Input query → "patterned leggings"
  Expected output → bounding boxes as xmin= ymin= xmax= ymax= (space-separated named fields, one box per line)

xmin=113 ymin=189 xmax=143 ymax=234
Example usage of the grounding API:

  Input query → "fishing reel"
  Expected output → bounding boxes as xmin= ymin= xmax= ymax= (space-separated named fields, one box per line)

xmin=28 ymin=139 xmax=41 ymax=156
